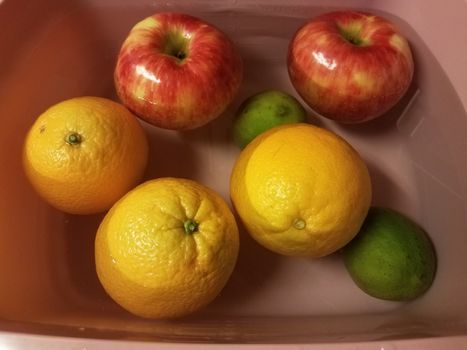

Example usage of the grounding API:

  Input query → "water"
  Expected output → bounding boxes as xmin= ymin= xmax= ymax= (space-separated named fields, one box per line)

xmin=2 ymin=1 xmax=467 ymax=342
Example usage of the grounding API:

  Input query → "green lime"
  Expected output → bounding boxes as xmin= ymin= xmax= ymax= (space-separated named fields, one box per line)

xmin=344 ymin=207 xmax=437 ymax=301
xmin=232 ymin=90 xmax=307 ymax=149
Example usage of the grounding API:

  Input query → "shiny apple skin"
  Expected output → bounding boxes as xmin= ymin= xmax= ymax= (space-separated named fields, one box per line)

xmin=287 ymin=11 xmax=414 ymax=123
xmin=115 ymin=13 xmax=243 ymax=130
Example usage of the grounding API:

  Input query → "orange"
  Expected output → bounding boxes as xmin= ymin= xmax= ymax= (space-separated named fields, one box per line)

xmin=95 ymin=177 xmax=239 ymax=319
xmin=230 ymin=123 xmax=372 ymax=257
xmin=23 ymin=96 xmax=148 ymax=214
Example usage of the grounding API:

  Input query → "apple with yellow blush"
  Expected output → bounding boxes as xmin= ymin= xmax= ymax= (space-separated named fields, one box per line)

xmin=114 ymin=12 xmax=243 ymax=130
xmin=287 ymin=11 xmax=414 ymax=123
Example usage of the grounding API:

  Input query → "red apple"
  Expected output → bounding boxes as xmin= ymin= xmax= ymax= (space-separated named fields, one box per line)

xmin=114 ymin=12 xmax=243 ymax=130
xmin=287 ymin=11 xmax=414 ymax=123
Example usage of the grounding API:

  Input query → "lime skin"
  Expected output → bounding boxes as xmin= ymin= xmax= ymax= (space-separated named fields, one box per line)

xmin=344 ymin=207 xmax=437 ymax=301
xmin=233 ymin=90 xmax=307 ymax=149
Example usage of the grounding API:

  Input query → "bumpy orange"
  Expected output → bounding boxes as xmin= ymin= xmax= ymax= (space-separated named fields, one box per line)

xmin=23 ymin=96 xmax=148 ymax=214
xmin=95 ymin=177 xmax=239 ymax=319
xmin=230 ymin=123 xmax=372 ymax=257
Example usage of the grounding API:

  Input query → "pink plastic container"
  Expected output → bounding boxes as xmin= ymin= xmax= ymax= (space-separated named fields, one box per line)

xmin=1 ymin=0 xmax=466 ymax=348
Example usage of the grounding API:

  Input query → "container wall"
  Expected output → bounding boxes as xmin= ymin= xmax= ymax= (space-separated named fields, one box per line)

xmin=0 ymin=0 xmax=466 ymax=343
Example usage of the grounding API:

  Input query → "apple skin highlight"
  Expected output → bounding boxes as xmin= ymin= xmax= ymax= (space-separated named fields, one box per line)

xmin=287 ymin=11 xmax=414 ymax=123
xmin=115 ymin=12 xmax=243 ymax=130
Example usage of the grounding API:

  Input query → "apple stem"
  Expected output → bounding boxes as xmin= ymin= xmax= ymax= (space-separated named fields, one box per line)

xmin=337 ymin=24 xmax=367 ymax=46
xmin=175 ymin=50 xmax=186 ymax=60
xmin=163 ymin=31 xmax=189 ymax=62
